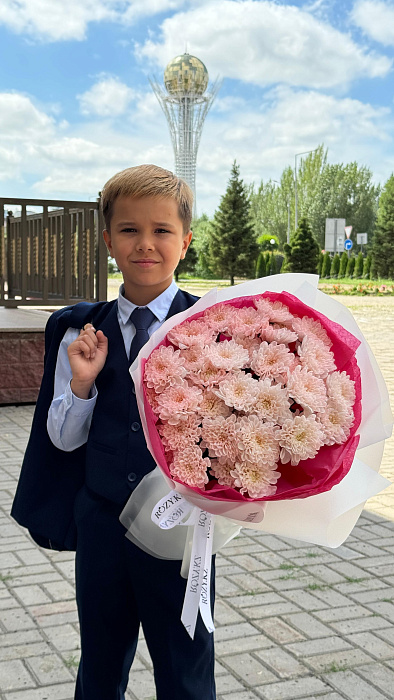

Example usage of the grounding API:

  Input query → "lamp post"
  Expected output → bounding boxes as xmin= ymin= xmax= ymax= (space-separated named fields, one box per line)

xmin=294 ymin=149 xmax=318 ymax=231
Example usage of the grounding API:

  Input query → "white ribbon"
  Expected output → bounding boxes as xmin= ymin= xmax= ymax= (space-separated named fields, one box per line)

xmin=151 ymin=492 xmax=215 ymax=639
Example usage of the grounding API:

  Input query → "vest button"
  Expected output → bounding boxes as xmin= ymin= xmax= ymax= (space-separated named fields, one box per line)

xmin=131 ymin=421 xmax=140 ymax=432
xmin=127 ymin=472 xmax=137 ymax=483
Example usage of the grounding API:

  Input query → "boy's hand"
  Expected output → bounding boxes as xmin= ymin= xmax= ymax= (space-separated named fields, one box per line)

xmin=68 ymin=324 xmax=108 ymax=399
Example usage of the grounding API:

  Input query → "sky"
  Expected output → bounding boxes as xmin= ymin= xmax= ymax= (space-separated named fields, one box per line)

xmin=1 ymin=0 xmax=394 ymax=216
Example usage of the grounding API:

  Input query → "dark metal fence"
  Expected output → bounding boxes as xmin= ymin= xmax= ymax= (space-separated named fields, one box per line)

xmin=0 ymin=198 xmax=108 ymax=307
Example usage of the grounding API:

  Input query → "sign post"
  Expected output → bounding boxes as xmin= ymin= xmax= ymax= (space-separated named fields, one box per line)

xmin=325 ymin=218 xmax=345 ymax=254
xmin=357 ymin=233 xmax=368 ymax=254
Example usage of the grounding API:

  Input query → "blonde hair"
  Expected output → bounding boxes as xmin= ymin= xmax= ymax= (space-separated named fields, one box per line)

xmin=101 ymin=164 xmax=193 ymax=234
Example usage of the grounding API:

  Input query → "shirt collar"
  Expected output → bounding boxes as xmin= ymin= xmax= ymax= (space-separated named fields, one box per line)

xmin=117 ymin=279 xmax=179 ymax=326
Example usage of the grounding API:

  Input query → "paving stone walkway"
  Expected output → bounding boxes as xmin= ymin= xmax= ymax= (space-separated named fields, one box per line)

xmin=1 ymin=404 xmax=394 ymax=700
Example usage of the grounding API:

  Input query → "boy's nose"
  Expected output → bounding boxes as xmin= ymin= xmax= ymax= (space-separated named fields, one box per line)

xmin=136 ymin=234 xmax=154 ymax=251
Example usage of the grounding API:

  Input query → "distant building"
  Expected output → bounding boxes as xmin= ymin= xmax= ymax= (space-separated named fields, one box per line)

xmin=150 ymin=52 xmax=220 ymax=216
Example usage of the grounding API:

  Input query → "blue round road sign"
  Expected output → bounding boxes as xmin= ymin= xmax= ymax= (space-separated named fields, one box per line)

xmin=344 ymin=239 xmax=353 ymax=251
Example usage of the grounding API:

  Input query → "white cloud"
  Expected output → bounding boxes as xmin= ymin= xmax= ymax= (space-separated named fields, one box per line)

xmin=137 ymin=0 xmax=391 ymax=89
xmin=0 ymin=86 xmax=392 ymax=214
xmin=0 ymin=0 xmax=188 ymax=42
xmin=78 ymin=76 xmax=136 ymax=117
xmin=352 ymin=0 xmax=394 ymax=46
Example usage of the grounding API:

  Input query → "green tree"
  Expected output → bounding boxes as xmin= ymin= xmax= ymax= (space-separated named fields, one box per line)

xmin=256 ymin=251 xmax=266 ymax=278
xmin=257 ymin=233 xmax=279 ymax=251
xmin=346 ymin=255 xmax=355 ymax=278
xmin=339 ymin=252 xmax=348 ymax=278
xmin=283 ymin=217 xmax=320 ymax=274
xmin=190 ymin=213 xmax=215 ymax=278
xmin=317 ymin=251 xmax=324 ymax=276
xmin=269 ymin=252 xmax=277 ymax=275
xmin=209 ymin=162 xmax=259 ymax=285
xmin=330 ymin=253 xmax=340 ymax=278
xmin=354 ymin=252 xmax=364 ymax=279
xmin=370 ymin=174 xmax=394 ymax=279
xmin=363 ymin=254 xmax=372 ymax=279
xmin=321 ymin=252 xmax=331 ymax=278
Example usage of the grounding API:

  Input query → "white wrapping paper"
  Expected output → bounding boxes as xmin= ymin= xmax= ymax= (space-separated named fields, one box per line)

xmin=120 ymin=274 xmax=393 ymax=559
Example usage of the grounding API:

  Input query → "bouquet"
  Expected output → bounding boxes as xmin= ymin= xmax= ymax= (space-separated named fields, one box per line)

xmin=120 ymin=274 xmax=393 ymax=638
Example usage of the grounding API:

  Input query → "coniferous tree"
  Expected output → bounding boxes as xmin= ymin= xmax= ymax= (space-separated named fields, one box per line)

xmin=330 ymin=253 xmax=340 ymax=278
xmin=354 ymin=252 xmax=364 ymax=279
xmin=363 ymin=254 xmax=372 ymax=279
xmin=209 ymin=161 xmax=258 ymax=285
xmin=283 ymin=217 xmax=320 ymax=274
xmin=346 ymin=255 xmax=355 ymax=278
xmin=256 ymin=251 xmax=266 ymax=278
xmin=321 ymin=252 xmax=332 ymax=278
xmin=371 ymin=174 xmax=394 ymax=279
xmin=317 ymin=252 xmax=324 ymax=276
xmin=269 ymin=252 xmax=277 ymax=275
xmin=339 ymin=252 xmax=348 ymax=278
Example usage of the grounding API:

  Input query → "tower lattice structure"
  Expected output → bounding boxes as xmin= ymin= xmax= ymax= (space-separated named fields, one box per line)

xmin=150 ymin=53 xmax=220 ymax=215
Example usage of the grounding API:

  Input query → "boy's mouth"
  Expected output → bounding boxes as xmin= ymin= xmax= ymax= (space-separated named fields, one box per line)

xmin=132 ymin=259 xmax=158 ymax=268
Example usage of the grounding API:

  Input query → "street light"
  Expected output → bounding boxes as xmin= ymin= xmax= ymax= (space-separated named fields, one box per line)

xmin=294 ymin=149 xmax=318 ymax=230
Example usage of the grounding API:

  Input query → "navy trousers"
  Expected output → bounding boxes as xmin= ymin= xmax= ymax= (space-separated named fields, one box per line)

xmin=74 ymin=486 xmax=216 ymax=700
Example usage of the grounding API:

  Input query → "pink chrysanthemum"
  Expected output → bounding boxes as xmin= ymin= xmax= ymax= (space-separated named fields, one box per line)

xmin=201 ymin=414 xmax=239 ymax=460
xmin=287 ymin=365 xmax=327 ymax=413
xmin=232 ymin=334 xmax=261 ymax=363
xmin=326 ymin=371 xmax=356 ymax=408
xmin=213 ymin=372 xmax=259 ymax=412
xmin=167 ymin=319 xmax=216 ymax=349
xmin=250 ymin=341 xmax=295 ymax=381
xmin=198 ymin=389 xmax=232 ymax=419
xmin=179 ymin=345 xmax=205 ymax=372
xmin=170 ymin=446 xmax=210 ymax=488
xmin=263 ymin=324 xmax=298 ymax=345
xmin=253 ymin=379 xmax=292 ymax=424
xmin=291 ymin=316 xmax=332 ymax=347
xmin=278 ymin=414 xmax=325 ymax=465
xmin=202 ymin=303 xmax=237 ymax=334
xmin=188 ymin=356 xmax=228 ymax=388
xmin=205 ymin=339 xmax=249 ymax=371
xmin=297 ymin=336 xmax=336 ymax=379
xmin=145 ymin=385 xmax=161 ymax=414
xmin=236 ymin=414 xmax=280 ymax=466
xmin=230 ymin=461 xmax=280 ymax=498
xmin=318 ymin=398 xmax=354 ymax=446
xmin=144 ymin=345 xmax=186 ymax=393
xmin=156 ymin=380 xmax=202 ymax=424
xmin=158 ymin=415 xmax=202 ymax=452
xmin=229 ymin=306 xmax=265 ymax=338
xmin=254 ymin=297 xmax=294 ymax=323
xmin=210 ymin=457 xmax=237 ymax=487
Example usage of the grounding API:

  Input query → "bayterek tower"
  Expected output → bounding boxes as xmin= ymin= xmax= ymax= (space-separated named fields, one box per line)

xmin=150 ymin=53 xmax=220 ymax=215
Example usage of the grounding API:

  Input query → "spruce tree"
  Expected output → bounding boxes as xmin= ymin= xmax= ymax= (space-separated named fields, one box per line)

xmin=346 ymin=255 xmax=355 ymax=278
xmin=339 ymin=252 xmax=348 ymax=278
xmin=317 ymin=252 xmax=323 ymax=276
xmin=363 ymin=254 xmax=372 ymax=279
xmin=283 ymin=217 xmax=320 ymax=274
xmin=354 ymin=252 xmax=364 ymax=279
xmin=270 ymin=252 xmax=277 ymax=275
xmin=256 ymin=251 xmax=266 ymax=278
xmin=174 ymin=238 xmax=197 ymax=281
xmin=330 ymin=253 xmax=340 ymax=278
xmin=371 ymin=174 xmax=394 ymax=279
xmin=209 ymin=161 xmax=259 ymax=285
xmin=321 ymin=252 xmax=331 ymax=278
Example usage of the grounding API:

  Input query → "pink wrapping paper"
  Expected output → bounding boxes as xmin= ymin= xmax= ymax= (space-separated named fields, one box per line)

xmin=141 ymin=291 xmax=362 ymax=506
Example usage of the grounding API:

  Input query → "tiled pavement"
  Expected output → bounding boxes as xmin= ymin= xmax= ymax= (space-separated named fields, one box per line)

xmin=2 ymin=405 xmax=394 ymax=700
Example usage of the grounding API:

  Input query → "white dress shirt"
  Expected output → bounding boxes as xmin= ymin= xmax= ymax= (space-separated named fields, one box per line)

xmin=47 ymin=281 xmax=179 ymax=452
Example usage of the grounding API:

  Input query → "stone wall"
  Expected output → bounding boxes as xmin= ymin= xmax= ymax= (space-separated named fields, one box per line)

xmin=0 ymin=331 xmax=45 ymax=404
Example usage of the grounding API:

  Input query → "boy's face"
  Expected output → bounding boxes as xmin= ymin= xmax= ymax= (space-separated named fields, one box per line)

xmin=103 ymin=195 xmax=192 ymax=305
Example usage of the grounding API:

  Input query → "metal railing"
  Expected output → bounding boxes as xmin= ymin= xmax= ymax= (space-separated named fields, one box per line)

xmin=0 ymin=198 xmax=108 ymax=307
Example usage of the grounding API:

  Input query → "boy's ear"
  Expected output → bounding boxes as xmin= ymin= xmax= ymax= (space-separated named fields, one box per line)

xmin=103 ymin=229 xmax=112 ymax=256
xmin=180 ymin=230 xmax=193 ymax=259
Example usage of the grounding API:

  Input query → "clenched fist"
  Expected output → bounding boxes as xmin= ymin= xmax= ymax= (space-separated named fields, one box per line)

xmin=68 ymin=324 xmax=108 ymax=399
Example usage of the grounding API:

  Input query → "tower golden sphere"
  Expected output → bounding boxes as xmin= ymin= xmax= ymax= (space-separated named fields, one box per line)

xmin=164 ymin=53 xmax=209 ymax=96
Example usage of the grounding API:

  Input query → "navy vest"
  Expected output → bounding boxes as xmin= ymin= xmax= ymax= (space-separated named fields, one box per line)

xmin=11 ymin=290 xmax=199 ymax=550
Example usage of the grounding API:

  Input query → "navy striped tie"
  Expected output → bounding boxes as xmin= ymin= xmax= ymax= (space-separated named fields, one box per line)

xmin=129 ymin=307 xmax=156 ymax=365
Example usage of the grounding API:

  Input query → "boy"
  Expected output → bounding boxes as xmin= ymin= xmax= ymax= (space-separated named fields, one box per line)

xmin=11 ymin=165 xmax=216 ymax=700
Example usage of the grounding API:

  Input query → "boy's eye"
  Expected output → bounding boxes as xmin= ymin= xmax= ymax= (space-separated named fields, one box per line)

xmin=155 ymin=228 xmax=170 ymax=234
